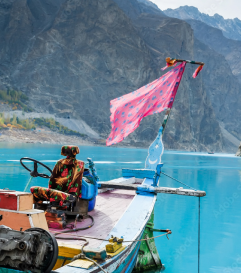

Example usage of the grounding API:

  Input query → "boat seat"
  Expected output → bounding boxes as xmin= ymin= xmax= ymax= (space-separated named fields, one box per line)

xmin=30 ymin=186 xmax=76 ymax=206
xmin=30 ymin=145 xmax=84 ymax=207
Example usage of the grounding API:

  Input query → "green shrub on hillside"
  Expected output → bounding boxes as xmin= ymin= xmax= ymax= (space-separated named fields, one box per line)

xmin=0 ymin=113 xmax=86 ymax=137
xmin=34 ymin=118 xmax=86 ymax=137
xmin=0 ymin=89 xmax=32 ymax=112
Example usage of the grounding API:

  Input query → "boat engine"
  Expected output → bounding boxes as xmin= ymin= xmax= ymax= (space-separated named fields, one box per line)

xmin=0 ymin=225 xmax=58 ymax=273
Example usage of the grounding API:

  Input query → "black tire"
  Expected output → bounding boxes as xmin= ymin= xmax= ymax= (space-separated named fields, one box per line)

xmin=25 ymin=228 xmax=59 ymax=273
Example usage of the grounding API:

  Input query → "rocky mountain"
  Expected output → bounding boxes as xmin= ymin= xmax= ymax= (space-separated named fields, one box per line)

xmin=164 ymin=6 xmax=241 ymax=41
xmin=137 ymin=0 xmax=160 ymax=12
xmin=236 ymin=143 xmax=241 ymax=156
xmin=0 ymin=0 xmax=157 ymax=135
xmin=162 ymin=5 xmax=241 ymax=150
xmin=192 ymin=37 xmax=241 ymax=150
xmin=183 ymin=19 xmax=241 ymax=83
xmin=0 ymin=0 xmax=239 ymax=152
xmin=114 ymin=0 xmax=241 ymax=151
xmin=163 ymin=7 xmax=241 ymax=83
xmin=111 ymin=0 xmax=166 ymax=20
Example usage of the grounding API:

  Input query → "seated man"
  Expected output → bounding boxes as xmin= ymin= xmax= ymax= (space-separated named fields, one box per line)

xmin=31 ymin=145 xmax=84 ymax=206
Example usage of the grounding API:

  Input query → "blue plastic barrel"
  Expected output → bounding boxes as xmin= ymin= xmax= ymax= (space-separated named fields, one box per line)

xmin=88 ymin=197 xmax=96 ymax=211
xmin=82 ymin=169 xmax=98 ymax=211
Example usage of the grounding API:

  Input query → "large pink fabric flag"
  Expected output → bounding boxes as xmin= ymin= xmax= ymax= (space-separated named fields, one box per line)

xmin=106 ymin=62 xmax=186 ymax=146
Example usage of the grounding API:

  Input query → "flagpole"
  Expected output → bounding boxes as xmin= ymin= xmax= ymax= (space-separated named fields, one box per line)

xmin=162 ymin=58 xmax=205 ymax=136
xmin=145 ymin=59 xmax=204 ymax=170
xmin=170 ymin=58 xmax=204 ymax=65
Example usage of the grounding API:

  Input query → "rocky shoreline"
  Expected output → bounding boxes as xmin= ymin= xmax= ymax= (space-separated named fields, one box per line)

xmin=0 ymin=128 xmax=94 ymax=146
xmin=1 ymin=127 xmax=241 ymax=156
xmin=236 ymin=142 xmax=241 ymax=156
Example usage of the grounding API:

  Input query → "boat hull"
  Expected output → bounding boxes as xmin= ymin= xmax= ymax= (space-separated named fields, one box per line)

xmin=57 ymin=232 xmax=143 ymax=273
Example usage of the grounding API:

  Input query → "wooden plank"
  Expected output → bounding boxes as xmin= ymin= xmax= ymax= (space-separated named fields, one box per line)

xmin=19 ymin=194 xmax=33 ymax=211
xmin=98 ymin=183 xmax=206 ymax=197
xmin=99 ymin=178 xmax=156 ymax=245
xmin=0 ymin=191 xmax=33 ymax=211
xmin=0 ymin=208 xmax=45 ymax=214
xmin=122 ymin=169 xmax=155 ymax=179
xmin=68 ymin=259 xmax=94 ymax=269
xmin=31 ymin=212 xmax=49 ymax=231
xmin=0 ymin=210 xmax=32 ymax=231
xmin=145 ymin=234 xmax=162 ymax=267
xmin=0 ymin=209 xmax=48 ymax=231
xmin=155 ymin=187 xmax=206 ymax=197
xmin=53 ymin=189 xmax=136 ymax=250
xmin=98 ymin=177 xmax=136 ymax=193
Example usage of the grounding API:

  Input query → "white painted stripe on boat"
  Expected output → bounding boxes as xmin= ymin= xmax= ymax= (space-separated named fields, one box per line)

xmin=0 ymin=208 xmax=44 ymax=214
xmin=28 ymin=215 xmax=34 ymax=228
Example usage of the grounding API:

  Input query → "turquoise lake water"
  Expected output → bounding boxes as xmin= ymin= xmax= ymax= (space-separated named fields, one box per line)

xmin=0 ymin=143 xmax=240 ymax=273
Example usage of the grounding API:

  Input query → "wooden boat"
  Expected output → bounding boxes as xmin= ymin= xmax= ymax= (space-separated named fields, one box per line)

xmin=0 ymin=58 xmax=206 ymax=273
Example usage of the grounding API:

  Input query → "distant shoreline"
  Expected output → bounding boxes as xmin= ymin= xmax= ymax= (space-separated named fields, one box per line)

xmin=0 ymin=128 xmax=94 ymax=146
xmin=0 ymin=128 xmax=137 ymax=149
xmin=0 ymin=127 xmax=239 ymax=155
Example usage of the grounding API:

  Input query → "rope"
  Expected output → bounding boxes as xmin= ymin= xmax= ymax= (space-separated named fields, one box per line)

xmin=83 ymin=256 xmax=107 ymax=273
xmin=54 ymin=215 xmax=94 ymax=236
xmin=56 ymin=236 xmax=108 ymax=273
xmin=24 ymin=176 xmax=33 ymax=192
xmin=54 ymin=227 xmax=170 ymax=273
xmin=53 ymin=231 xmax=171 ymax=243
xmin=160 ymin=171 xmax=197 ymax=191
xmin=198 ymin=197 xmax=200 ymax=273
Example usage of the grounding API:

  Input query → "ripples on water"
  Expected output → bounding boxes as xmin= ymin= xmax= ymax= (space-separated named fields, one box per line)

xmin=0 ymin=143 xmax=240 ymax=273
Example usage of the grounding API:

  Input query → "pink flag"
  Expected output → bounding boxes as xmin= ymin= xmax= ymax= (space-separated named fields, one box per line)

xmin=106 ymin=62 xmax=186 ymax=146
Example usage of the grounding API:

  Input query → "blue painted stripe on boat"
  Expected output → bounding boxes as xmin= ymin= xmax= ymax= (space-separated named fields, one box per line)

xmin=58 ymin=256 xmax=72 ymax=260
xmin=122 ymin=242 xmax=141 ymax=273
xmin=122 ymin=169 xmax=155 ymax=179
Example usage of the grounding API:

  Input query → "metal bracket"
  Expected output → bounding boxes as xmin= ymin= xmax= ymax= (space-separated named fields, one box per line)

xmin=136 ymin=185 xmax=156 ymax=195
xmin=153 ymin=163 xmax=162 ymax=187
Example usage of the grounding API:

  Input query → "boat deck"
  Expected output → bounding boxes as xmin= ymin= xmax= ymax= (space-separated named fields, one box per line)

xmin=50 ymin=189 xmax=136 ymax=248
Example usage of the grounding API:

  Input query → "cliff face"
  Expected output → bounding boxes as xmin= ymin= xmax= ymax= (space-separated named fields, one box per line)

xmin=164 ymin=6 xmax=241 ymax=41
xmin=184 ymin=19 xmax=241 ymax=84
xmin=164 ymin=8 xmax=241 ymax=83
xmin=163 ymin=6 xmax=241 ymax=151
xmin=0 ymin=0 xmax=227 ymax=151
xmin=0 ymin=0 xmax=157 ymax=137
xmin=192 ymin=36 xmax=241 ymax=140
xmin=111 ymin=0 xmax=166 ymax=20
xmin=236 ymin=143 xmax=241 ymax=156
xmin=121 ymin=12 xmax=223 ymax=151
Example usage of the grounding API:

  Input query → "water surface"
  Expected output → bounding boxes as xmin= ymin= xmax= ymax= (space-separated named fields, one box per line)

xmin=0 ymin=143 xmax=240 ymax=273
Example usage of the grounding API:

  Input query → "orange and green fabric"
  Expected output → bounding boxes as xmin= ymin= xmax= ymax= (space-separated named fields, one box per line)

xmin=30 ymin=145 xmax=84 ymax=204
xmin=61 ymin=145 xmax=80 ymax=157
xmin=30 ymin=186 xmax=73 ymax=206
xmin=49 ymin=145 xmax=84 ymax=198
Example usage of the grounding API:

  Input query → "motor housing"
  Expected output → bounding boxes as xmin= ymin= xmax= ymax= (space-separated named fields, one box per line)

xmin=0 ymin=226 xmax=58 ymax=273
